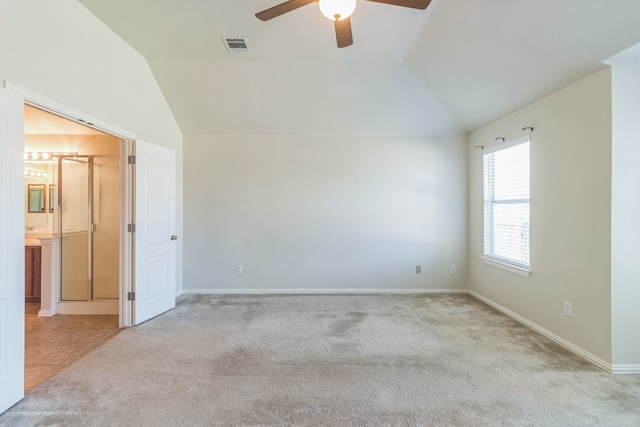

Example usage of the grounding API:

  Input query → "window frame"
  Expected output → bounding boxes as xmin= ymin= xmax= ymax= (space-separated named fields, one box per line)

xmin=481 ymin=136 xmax=531 ymax=277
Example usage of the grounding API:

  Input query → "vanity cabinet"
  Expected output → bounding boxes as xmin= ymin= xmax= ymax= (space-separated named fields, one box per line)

xmin=25 ymin=245 xmax=42 ymax=303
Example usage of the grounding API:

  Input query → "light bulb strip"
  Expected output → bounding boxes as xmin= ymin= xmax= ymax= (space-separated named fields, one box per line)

xmin=24 ymin=169 xmax=48 ymax=178
xmin=23 ymin=151 xmax=78 ymax=160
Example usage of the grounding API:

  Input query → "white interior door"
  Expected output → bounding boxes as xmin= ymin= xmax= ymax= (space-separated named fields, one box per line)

xmin=0 ymin=87 xmax=25 ymax=413
xmin=133 ymin=140 xmax=176 ymax=324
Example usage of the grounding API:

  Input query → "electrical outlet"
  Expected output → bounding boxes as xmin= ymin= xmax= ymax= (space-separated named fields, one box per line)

xmin=450 ymin=265 xmax=456 ymax=274
xmin=235 ymin=265 xmax=243 ymax=275
xmin=416 ymin=265 xmax=422 ymax=274
xmin=564 ymin=301 xmax=572 ymax=317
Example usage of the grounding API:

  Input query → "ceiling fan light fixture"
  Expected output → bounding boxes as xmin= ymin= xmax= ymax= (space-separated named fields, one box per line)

xmin=319 ymin=0 xmax=356 ymax=21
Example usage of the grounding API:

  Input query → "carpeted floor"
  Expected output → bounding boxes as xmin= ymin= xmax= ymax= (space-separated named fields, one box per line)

xmin=1 ymin=294 xmax=640 ymax=426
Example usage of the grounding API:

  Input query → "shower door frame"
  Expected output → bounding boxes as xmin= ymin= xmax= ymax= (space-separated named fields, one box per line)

xmin=57 ymin=154 xmax=121 ymax=304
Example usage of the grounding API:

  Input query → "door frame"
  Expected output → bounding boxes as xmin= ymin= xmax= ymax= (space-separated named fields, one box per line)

xmin=5 ymin=81 xmax=136 ymax=327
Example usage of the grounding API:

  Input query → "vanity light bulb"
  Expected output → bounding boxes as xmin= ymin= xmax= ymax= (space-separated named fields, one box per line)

xmin=23 ymin=153 xmax=29 ymax=160
xmin=29 ymin=171 xmax=36 ymax=177
xmin=42 ymin=173 xmax=47 ymax=178
xmin=41 ymin=153 xmax=50 ymax=159
xmin=24 ymin=170 xmax=29 ymax=176
xmin=30 ymin=152 xmax=39 ymax=159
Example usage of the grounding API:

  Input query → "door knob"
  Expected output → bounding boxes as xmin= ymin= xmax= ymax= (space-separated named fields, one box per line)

xmin=170 ymin=235 xmax=178 ymax=240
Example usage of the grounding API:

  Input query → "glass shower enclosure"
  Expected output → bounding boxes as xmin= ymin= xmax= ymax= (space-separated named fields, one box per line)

xmin=59 ymin=156 xmax=119 ymax=302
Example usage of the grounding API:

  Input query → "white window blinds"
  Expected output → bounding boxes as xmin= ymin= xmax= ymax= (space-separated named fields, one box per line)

xmin=483 ymin=137 xmax=530 ymax=269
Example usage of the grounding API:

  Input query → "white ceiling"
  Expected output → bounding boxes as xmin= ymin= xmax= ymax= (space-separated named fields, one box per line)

xmin=77 ymin=0 xmax=640 ymax=135
xmin=406 ymin=0 xmax=640 ymax=130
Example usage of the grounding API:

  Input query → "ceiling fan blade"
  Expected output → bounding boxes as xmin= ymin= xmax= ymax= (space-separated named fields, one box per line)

xmin=334 ymin=18 xmax=353 ymax=48
xmin=255 ymin=0 xmax=317 ymax=21
xmin=365 ymin=0 xmax=432 ymax=10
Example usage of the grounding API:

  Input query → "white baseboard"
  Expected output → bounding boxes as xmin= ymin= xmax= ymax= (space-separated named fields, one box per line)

xmin=37 ymin=309 xmax=55 ymax=317
xmin=181 ymin=288 xmax=470 ymax=296
xmin=611 ymin=364 xmax=640 ymax=374
xmin=469 ymin=290 xmax=613 ymax=373
xmin=56 ymin=301 xmax=118 ymax=315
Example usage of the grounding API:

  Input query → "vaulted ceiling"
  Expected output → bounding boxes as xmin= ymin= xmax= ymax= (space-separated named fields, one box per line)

xmin=78 ymin=0 xmax=640 ymax=136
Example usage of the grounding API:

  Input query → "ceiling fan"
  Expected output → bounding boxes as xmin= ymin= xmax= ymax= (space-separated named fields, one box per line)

xmin=255 ymin=0 xmax=432 ymax=48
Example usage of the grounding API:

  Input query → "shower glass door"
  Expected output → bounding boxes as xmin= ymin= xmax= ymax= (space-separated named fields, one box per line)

xmin=60 ymin=157 xmax=90 ymax=301
xmin=91 ymin=157 xmax=119 ymax=299
xmin=60 ymin=156 xmax=119 ymax=301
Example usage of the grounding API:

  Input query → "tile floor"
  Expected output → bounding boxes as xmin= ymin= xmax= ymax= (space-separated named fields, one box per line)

xmin=24 ymin=304 xmax=120 ymax=392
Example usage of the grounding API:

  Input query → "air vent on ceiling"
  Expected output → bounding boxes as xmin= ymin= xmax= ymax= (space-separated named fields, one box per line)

xmin=222 ymin=37 xmax=251 ymax=53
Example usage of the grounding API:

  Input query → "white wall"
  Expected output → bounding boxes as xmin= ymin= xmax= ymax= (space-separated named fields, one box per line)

xmin=468 ymin=69 xmax=613 ymax=363
xmin=610 ymin=60 xmax=640 ymax=367
xmin=0 ymin=0 xmax=184 ymax=292
xmin=184 ymin=134 xmax=467 ymax=292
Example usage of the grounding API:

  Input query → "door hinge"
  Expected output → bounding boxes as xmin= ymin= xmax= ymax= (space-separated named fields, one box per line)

xmin=128 ymin=155 xmax=136 ymax=165
xmin=128 ymin=223 xmax=136 ymax=232
xmin=127 ymin=291 xmax=135 ymax=301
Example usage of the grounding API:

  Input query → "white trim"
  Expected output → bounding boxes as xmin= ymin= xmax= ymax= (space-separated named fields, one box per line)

xmin=469 ymin=290 xmax=612 ymax=373
xmin=4 ymin=81 xmax=135 ymax=139
xmin=56 ymin=301 xmax=118 ymax=315
xmin=37 ymin=310 xmax=55 ymax=317
xmin=120 ymin=139 xmax=134 ymax=328
xmin=611 ymin=365 xmax=640 ymax=374
xmin=481 ymin=256 xmax=531 ymax=277
xmin=182 ymin=288 xmax=470 ymax=295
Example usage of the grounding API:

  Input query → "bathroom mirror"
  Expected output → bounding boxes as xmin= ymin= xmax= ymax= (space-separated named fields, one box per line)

xmin=27 ymin=184 xmax=46 ymax=213
xmin=49 ymin=185 xmax=57 ymax=212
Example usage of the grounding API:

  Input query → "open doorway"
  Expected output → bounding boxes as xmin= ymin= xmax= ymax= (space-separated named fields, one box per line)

xmin=23 ymin=105 xmax=123 ymax=390
xmin=1 ymin=84 xmax=178 ymax=409
xmin=24 ymin=105 xmax=123 ymax=314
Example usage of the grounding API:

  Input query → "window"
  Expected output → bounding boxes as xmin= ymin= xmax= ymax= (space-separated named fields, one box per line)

xmin=483 ymin=137 xmax=530 ymax=275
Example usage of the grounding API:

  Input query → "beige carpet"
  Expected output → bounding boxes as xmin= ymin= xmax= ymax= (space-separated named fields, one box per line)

xmin=1 ymin=294 xmax=639 ymax=426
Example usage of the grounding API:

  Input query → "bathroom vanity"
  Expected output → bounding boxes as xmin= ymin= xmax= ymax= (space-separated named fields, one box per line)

xmin=25 ymin=241 xmax=42 ymax=303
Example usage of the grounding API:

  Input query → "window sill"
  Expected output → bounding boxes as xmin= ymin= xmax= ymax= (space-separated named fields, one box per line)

xmin=481 ymin=256 xmax=531 ymax=277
